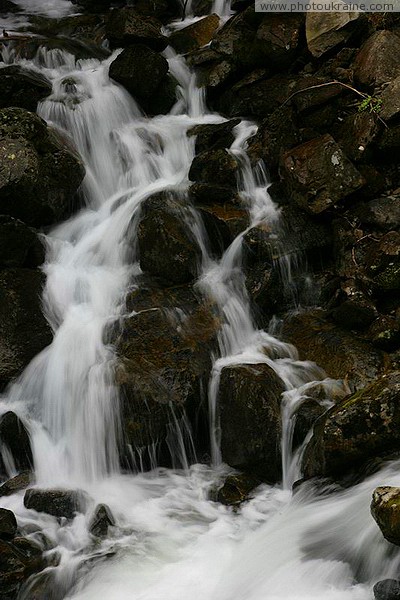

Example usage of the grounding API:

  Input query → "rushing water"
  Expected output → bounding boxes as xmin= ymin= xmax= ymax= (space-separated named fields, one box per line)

xmin=0 ymin=2 xmax=400 ymax=599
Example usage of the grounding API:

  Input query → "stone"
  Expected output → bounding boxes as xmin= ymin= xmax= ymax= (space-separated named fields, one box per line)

xmin=0 ymin=216 xmax=44 ymax=268
xmin=306 ymin=12 xmax=361 ymax=58
xmin=219 ymin=363 xmax=286 ymax=483
xmin=366 ymin=231 xmax=400 ymax=293
xmin=198 ymin=202 xmax=249 ymax=256
xmin=89 ymin=504 xmax=115 ymax=538
xmin=293 ymin=399 xmax=326 ymax=449
xmin=0 ymin=269 xmax=52 ymax=387
xmin=302 ymin=372 xmax=400 ymax=479
xmin=137 ymin=192 xmax=202 ymax=285
xmin=189 ymin=183 xmax=236 ymax=206
xmin=353 ymin=31 xmax=400 ymax=89
xmin=374 ymin=579 xmax=400 ymax=600
xmin=371 ymin=487 xmax=400 ymax=545
xmin=380 ymin=77 xmax=400 ymax=121
xmin=352 ymin=196 xmax=400 ymax=232
xmin=215 ymin=473 xmax=261 ymax=506
xmin=0 ymin=412 xmax=33 ymax=477
xmin=187 ymin=119 xmax=240 ymax=155
xmin=0 ymin=65 xmax=52 ymax=112
xmin=280 ymin=134 xmax=365 ymax=215
xmin=0 ymin=472 xmax=32 ymax=498
xmin=170 ymin=14 xmax=220 ymax=54
xmin=106 ymin=8 xmax=168 ymax=51
xmin=24 ymin=488 xmax=87 ymax=519
xmin=0 ymin=509 xmax=17 ymax=540
xmin=254 ymin=14 xmax=304 ymax=69
xmin=189 ymin=148 xmax=239 ymax=187
xmin=331 ymin=295 xmax=377 ymax=331
xmin=370 ymin=316 xmax=400 ymax=351
xmin=336 ymin=112 xmax=380 ymax=163
xmin=126 ymin=0 xmax=181 ymax=23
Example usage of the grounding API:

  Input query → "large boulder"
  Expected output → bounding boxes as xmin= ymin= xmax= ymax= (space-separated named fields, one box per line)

xmin=0 ymin=216 xmax=44 ymax=268
xmin=302 ymin=372 xmax=400 ymax=480
xmin=0 ymin=412 xmax=33 ymax=478
xmin=280 ymin=134 xmax=365 ymax=215
xmin=351 ymin=196 xmax=400 ymax=232
xmin=353 ymin=31 xmax=400 ymax=89
xmin=88 ymin=503 xmax=115 ymax=538
xmin=0 ymin=65 xmax=52 ymax=112
xmin=0 ymin=535 xmax=46 ymax=599
xmin=218 ymin=363 xmax=286 ymax=483
xmin=189 ymin=148 xmax=239 ymax=187
xmin=0 ymin=108 xmax=84 ymax=227
xmin=137 ymin=192 xmax=202 ymax=285
xmin=380 ymin=76 xmax=400 ymax=122
xmin=374 ymin=579 xmax=400 ymax=600
xmin=24 ymin=488 xmax=87 ymax=519
xmin=371 ymin=487 xmax=400 ymax=546
xmin=0 ymin=269 xmax=52 ymax=387
xmin=366 ymin=231 xmax=400 ymax=294
xmin=0 ymin=472 xmax=32 ymax=498
xmin=187 ymin=119 xmax=240 ymax=155
xmin=170 ymin=15 xmax=220 ymax=54
xmin=305 ymin=12 xmax=361 ymax=58
xmin=106 ymin=8 xmax=168 ymax=50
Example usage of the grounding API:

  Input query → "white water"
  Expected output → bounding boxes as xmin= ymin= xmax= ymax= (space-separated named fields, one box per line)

xmin=0 ymin=2 xmax=399 ymax=599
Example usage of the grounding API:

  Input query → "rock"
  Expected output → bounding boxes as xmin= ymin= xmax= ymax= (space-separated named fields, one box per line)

xmin=378 ymin=125 xmax=400 ymax=158
xmin=170 ymin=14 xmax=220 ymax=54
xmin=126 ymin=0 xmax=181 ymax=23
xmin=210 ymin=8 xmax=262 ymax=70
xmin=374 ymin=579 xmax=400 ymax=600
xmin=0 ymin=216 xmax=44 ymax=268
xmin=353 ymin=31 xmax=400 ymax=89
xmin=187 ymin=119 xmax=240 ymax=155
xmin=254 ymin=14 xmax=304 ymax=69
xmin=219 ymin=363 xmax=286 ymax=483
xmin=198 ymin=202 xmax=249 ymax=256
xmin=282 ymin=310 xmax=384 ymax=392
xmin=0 ymin=509 xmax=17 ymax=540
xmin=0 ymin=65 xmax=52 ymax=112
xmin=331 ymin=294 xmax=377 ymax=331
xmin=305 ymin=12 xmax=361 ymax=58
xmin=89 ymin=504 xmax=115 ymax=538
xmin=366 ymin=231 xmax=400 ymax=293
xmin=0 ymin=412 xmax=33 ymax=477
xmin=189 ymin=148 xmax=239 ymax=187
xmin=371 ymin=487 xmax=400 ymax=545
xmin=352 ymin=196 xmax=400 ymax=232
xmin=370 ymin=316 xmax=400 ymax=351
xmin=106 ymin=8 xmax=168 ymax=51
xmin=0 ymin=539 xmax=25 ymax=589
xmin=0 ymin=1 xmax=19 ymax=13
xmin=336 ymin=112 xmax=380 ymax=163
xmin=215 ymin=473 xmax=261 ymax=506
xmin=279 ymin=204 xmax=333 ymax=264
xmin=138 ymin=192 xmax=202 ymax=285
xmin=380 ymin=77 xmax=400 ymax=121
xmin=189 ymin=183 xmax=236 ymax=206
xmin=280 ymin=134 xmax=365 ymax=215
xmin=0 ymin=269 xmax=52 ymax=387
xmin=0 ymin=472 xmax=32 ymax=497
xmin=302 ymin=372 xmax=400 ymax=479
xmin=293 ymin=399 xmax=326 ymax=449
xmin=0 ymin=108 xmax=85 ymax=227
xmin=24 ymin=489 xmax=87 ymax=519
xmin=108 ymin=45 xmax=175 ymax=115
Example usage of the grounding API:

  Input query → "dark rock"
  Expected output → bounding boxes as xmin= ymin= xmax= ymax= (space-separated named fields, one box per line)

xmin=293 ymin=399 xmax=326 ymax=449
xmin=380 ymin=76 xmax=400 ymax=121
xmin=198 ymin=202 xmax=249 ymax=256
xmin=378 ymin=125 xmax=400 ymax=158
xmin=170 ymin=14 xmax=220 ymax=54
xmin=302 ymin=372 xmax=400 ymax=479
xmin=137 ymin=192 xmax=202 ymax=285
xmin=336 ymin=112 xmax=380 ymax=163
xmin=353 ymin=30 xmax=400 ymax=89
xmin=254 ymin=14 xmax=304 ymax=69
xmin=0 ymin=540 xmax=25 ymax=588
xmin=0 ymin=216 xmax=44 ymax=268
xmin=374 ymin=579 xmax=400 ymax=600
xmin=305 ymin=12 xmax=362 ymax=58
xmin=0 ymin=1 xmax=19 ymax=13
xmin=370 ymin=315 xmax=400 ymax=351
xmin=352 ymin=196 xmax=400 ymax=232
xmin=0 ymin=472 xmax=32 ymax=498
xmin=0 ymin=269 xmax=52 ymax=387
xmin=1 ymin=34 xmax=108 ymax=62
xmin=0 ymin=108 xmax=85 ymax=227
xmin=189 ymin=183 xmax=237 ymax=206
xmin=189 ymin=148 xmax=239 ymax=187
xmin=289 ymin=77 xmax=342 ymax=114
xmin=106 ymin=8 xmax=168 ymax=51
xmin=24 ymin=489 xmax=87 ymax=519
xmin=219 ymin=363 xmax=286 ymax=483
xmin=331 ymin=294 xmax=377 ymax=331
xmin=279 ymin=204 xmax=333 ymax=263
xmin=280 ymin=134 xmax=365 ymax=215
xmin=366 ymin=231 xmax=400 ymax=293
xmin=371 ymin=487 xmax=400 ymax=546
xmin=0 ymin=412 xmax=33 ymax=477
xmin=0 ymin=65 xmax=52 ymax=112
xmin=126 ymin=0 xmax=181 ymax=23
xmin=187 ymin=119 xmax=240 ymax=155
xmin=89 ymin=504 xmax=115 ymax=538
xmin=0 ymin=509 xmax=17 ymax=540
xmin=215 ymin=473 xmax=261 ymax=506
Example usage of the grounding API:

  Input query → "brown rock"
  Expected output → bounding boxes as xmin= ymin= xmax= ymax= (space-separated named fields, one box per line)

xmin=353 ymin=31 xmax=400 ymax=89
xmin=306 ymin=12 xmax=361 ymax=58
xmin=170 ymin=14 xmax=220 ymax=54
xmin=371 ymin=486 xmax=400 ymax=546
xmin=106 ymin=8 xmax=168 ymax=51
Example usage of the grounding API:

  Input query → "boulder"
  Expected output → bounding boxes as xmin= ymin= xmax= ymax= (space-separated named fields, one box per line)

xmin=380 ymin=76 xmax=400 ymax=122
xmin=374 ymin=579 xmax=400 ymax=600
xmin=352 ymin=196 xmax=400 ymax=232
xmin=331 ymin=295 xmax=377 ymax=331
xmin=137 ymin=192 xmax=202 ymax=285
xmin=305 ymin=12 xmax=361 ymax=58
xmin=336 ymin=112 xmax=380 ymax=163
xmin=170 ymin=14 xmax=220 ymax=54
xmin=371 ymin=487 xmax=400 ymax=545
xmin=187 ymin=119 xmax=240 ymax=155
xmin=0 ymin=108 xmax=85 ymax=227
xmin=366 ymin=231 xmax=400 ymax=293
xmin=24 ymin=489 xmax=87 ymax=519
xmin=198 ymin=202 xmax=249 ymax=256
xmin=219 ymin=363 xmax=286 ymax=483
xmin=189 ymin=183 xmax=237 ymax=206
xmin=124 ymin=0 xmax=181 ymax=23
xmin=0 ymin=509 xmax=17 ymax=540
xmin=293 ymin=399 xmax=326 ymax=449
xmin=0 ymin=412 xmax=33 ymax=477
xmin=106 ymin=8 xmax=168 ymax=51
xmin=189 ymin=148 xmax=239 ymax=187
xmin=0 ymin=269 xmax=52 ymax=387
xmin=302 ymin=372 xmax=400 ymax=479
xmin=0 ymin=536 xmax=46 ymax=598
xmin=214 ymin=473 xmax=260 ymax=506
xmin=254 ymin=14 xmax=304 ymax=69
xmin=353 ymin=31 xmax=400 ymax=89
xmin=0 ymin=65 xmax=52 ymax=112
xmin=370 ymin=316 xmax=400 ymax=351
xmin=0 ymin=472 xmax=32 ymax=498
xmin=0 ymin=216 xmax=44 ymax=268
xmin=280 ymin=134 xmax=365 ymax=215
xmin=89 ymin=503 xmax=115 ymax=538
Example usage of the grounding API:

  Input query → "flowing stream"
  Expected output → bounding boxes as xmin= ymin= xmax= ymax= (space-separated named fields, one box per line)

xmin=1 ymin=2 xmax=400 ymax=599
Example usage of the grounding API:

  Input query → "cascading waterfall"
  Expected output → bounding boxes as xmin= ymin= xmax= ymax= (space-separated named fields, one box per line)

xmin=0 ymin=2 xmax=400 ymax=599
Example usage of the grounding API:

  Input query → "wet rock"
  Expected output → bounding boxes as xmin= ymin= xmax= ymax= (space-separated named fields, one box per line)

xmin=106 ymin=8 xmax=168 ymax=51
xmin=170 ymin=14 xmax=220 ymax=54
xmin=29 ymin=13 xmax=107 ymax=47
xmin=210 ymin=8 xmax=261 ymax=70
xmin=0 ymin=472 xmax=32 ymax=498
xmin=189 ymin=148 xmax=239 ymax=187
xmin=89 ymin=504 xmax=115 ymax=538
xmin=0 ymin=0 xmax=19 ymax=13
xmin=0 ymin=269 xmax=52 ymax=387
xmin=336 ymin=112 xmax=380 ymax=163
xmin=293 ymin=399 xmax=326 ymax=449
xmin=302 ymin=372 xmax=400 ymax=479
xmin=378 ymin=125 xmax=400 ymax=158
xmin=0 ymin=216 xmax=44 ymax=269
xmin=128 ymin=0 xmax=181 ymax=23
xmin=371 ymin=487 xmax=400 ymax=545
xmin=254 ymin=14 xmax=304 ymax=69
xmin=0 ymin=108 xmax=85 ymax=227
xmin=280 ymin=134 xmax=365 ymax=215
xmin=352 ymin=196 xmax=400 ymax=232
xmin=24 ymin=489 xmax=87 ymax=519
xmin=370 ymin=315 xmax=400 ymax=351
xmin=0 ymin=412 xmax=33 ymax=477
xmin=215 ymin=473 xmax=261 ymax=506
xmin=0 ymin=539 xmax=25 ymax=589
xmin=331 ymin=294 xmax=377 ymax=331
xmin=380 ymin=76 xmax=400 ymax=121
xmin=366 ymin=231 xmax=400 ymax=293
xmin=282 ymin=310 xmax=384 ymax=392
xmin=353 ymin=30 xmax=400 ymax=89
xmin=305 ymin=12 xmax=361 ymax=58
xmin=108 ymin=45 xmax=175 ymax=115
xmin=189 ymin=183 xmax=236 ymax=206
xmin=198 ymin=57 xmax=236 ymax=93
xmin=219 ymin=363 xmax=286 ymax=483
xmin=0 ymin=509 xmax=17 ymax=540
xmin=138 ymin=192 xmax=202 ymax=285
xmin=187 ymin=119 xmax=240 ymax=155
xmin=0 ymin=65 xmax=52 ymax=113
xmin=279 ymin=204 xmax=333 ymax=264
xmin=198 ymin=202 xmax=249 ymax=256
xmin=374 ymin=579 xmax=400 ymax=600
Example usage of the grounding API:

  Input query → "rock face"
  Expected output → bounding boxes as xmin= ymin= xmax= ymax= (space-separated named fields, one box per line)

xmin=106 ymin=8 xmax=168 ymax=50
xmin=0 ymin=412 xmax=33 ymax=477
xmin=303 ymin=372 xmax=400 ymax=479
xmin=353 ymin=30 xmax=400 ymax=88
xmin=170 ymin=14 xmax=220 ymax=54
xmin=218 ymin=363 xmax=286 ymax=483
xmin=0 ymin=65 xmax=52 ymax=112
xmin=371 ymin=487 xmax=400 ymax=545
xmin=24 ymin=489 xmax=87 ymax=519
xmin=0 ymin=108 xmax=84 ymax=227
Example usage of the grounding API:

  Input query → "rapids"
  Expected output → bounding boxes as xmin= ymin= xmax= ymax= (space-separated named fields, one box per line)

xmin=0 ymin=1 xmax=399 ymax=598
